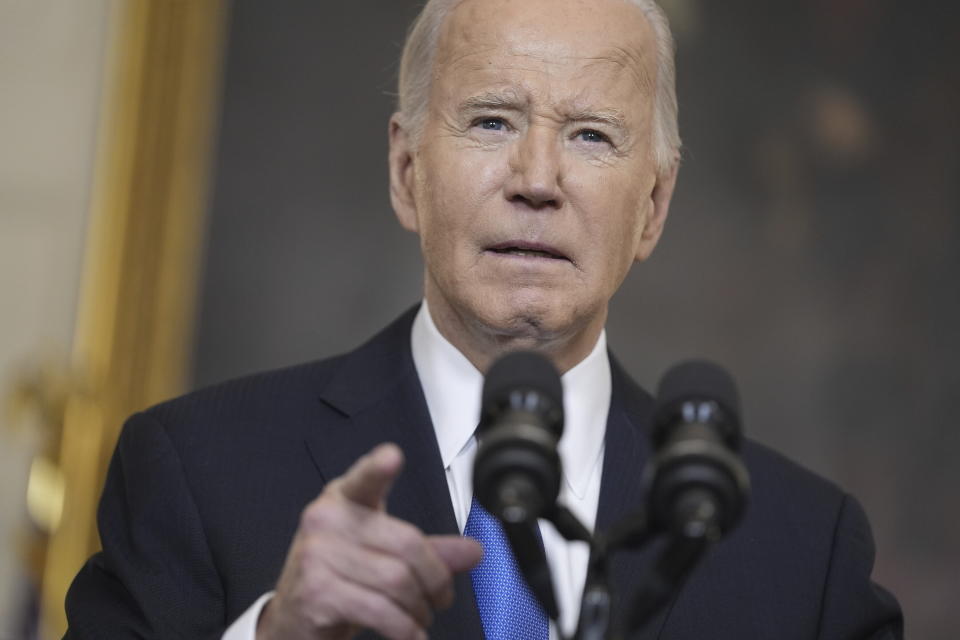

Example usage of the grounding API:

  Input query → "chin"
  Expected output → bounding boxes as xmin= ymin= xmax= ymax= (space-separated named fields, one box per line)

xmin=477 ymin=290 xmax=578 ymax=341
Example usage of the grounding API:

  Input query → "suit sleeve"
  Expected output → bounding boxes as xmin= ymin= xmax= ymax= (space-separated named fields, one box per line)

xmin=64 ymin=411 xmax=226 ymax=639
xmin=816 ymin=494 xmax=903 ymax=640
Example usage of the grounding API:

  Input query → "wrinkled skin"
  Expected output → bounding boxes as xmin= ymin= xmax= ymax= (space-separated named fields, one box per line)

xmin=390 ymin=0 xmax=678 ymax=374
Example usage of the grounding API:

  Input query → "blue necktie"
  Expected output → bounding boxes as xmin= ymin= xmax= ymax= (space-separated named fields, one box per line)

xmin=464 ymin=496 xmax=549 ymax=640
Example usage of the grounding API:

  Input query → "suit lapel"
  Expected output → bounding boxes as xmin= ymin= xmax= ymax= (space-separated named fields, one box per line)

xmin=305 ymin=307 xmax=484 ymax=640
xmin=595 ymin=365 xmax=651 ymax=534
xmin=597 ymin=358 xmax=674 ymax=639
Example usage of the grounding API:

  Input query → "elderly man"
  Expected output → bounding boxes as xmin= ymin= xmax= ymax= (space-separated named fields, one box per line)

xmin=65 ymin=0 xmax=902 ymax=638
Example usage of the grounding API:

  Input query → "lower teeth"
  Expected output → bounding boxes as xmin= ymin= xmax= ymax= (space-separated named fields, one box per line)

xmin=506 ymin=249 xmax=554 ymax=258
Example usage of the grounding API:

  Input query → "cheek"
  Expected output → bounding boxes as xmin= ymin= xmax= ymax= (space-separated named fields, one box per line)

xmin=419 ymin=144 xmax=510 ymax=234
xmin=575 ymin=183 xmax=649 ymax=287
xmin=579 ymin=174 xmax=646 ymax=242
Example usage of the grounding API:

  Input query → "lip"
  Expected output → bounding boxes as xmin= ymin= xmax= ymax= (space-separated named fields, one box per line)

xmin=485 ymin=240 xmax=571 ymax=261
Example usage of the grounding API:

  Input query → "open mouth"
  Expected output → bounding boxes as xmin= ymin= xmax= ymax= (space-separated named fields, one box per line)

xmin=487 ymin=242 xmax=569 ymax=261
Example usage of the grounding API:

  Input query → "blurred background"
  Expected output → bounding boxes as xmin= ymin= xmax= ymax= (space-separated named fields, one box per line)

xmin=1 ymin=0 xmax=956 ymax=638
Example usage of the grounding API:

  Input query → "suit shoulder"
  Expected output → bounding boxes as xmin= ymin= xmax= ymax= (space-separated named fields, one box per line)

xmin=743 ymin=439 xmax=845 ymax=505
xmin=139 ymin=355 xmax=349 ymax=443
xmin=120 ymin=307 xmax=420 ymax=473
xmin=737 ymin=438 xmax=849 ymax=550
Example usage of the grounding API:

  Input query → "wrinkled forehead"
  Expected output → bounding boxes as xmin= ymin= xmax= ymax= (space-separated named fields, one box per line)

xmin=434 ymin=0 xmax=657 ymax=97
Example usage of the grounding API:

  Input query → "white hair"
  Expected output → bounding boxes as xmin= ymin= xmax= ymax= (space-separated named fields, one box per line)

xmin=396 ymin=0 xmax=681 ymax=174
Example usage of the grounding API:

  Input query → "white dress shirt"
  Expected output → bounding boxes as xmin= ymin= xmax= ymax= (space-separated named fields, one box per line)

xmin=224 ymin=302 xmax=611 ymax=639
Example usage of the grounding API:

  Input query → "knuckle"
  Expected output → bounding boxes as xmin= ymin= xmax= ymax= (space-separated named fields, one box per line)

xmin=300 ymin=536 xmax=333 ymax=568
xmin=323 ymin=583 xmax=353 ymax=623
xmin=292 ymin=567 xmax=342 ymax=621
xmin=414 ymin=600 xmax=434 ymax=629
xmin=381 ymin=559 xmax=415 ymax=592
xmin=356 ymin=593 xmax=414 ymax=638
xmin=404 ymin=625 xmax=428 ymax=640
xmin=393 ymin=522 xmax=425 ymax=559
xmin=389 ymin=616 xmax=422 ymax=640
xmin=430 ymin=580 xmax=455 ymax=612
xmin=302 ymin=573 xmax=330 ymax=604
xmin=427 ymin=559 xmax=452 ymax=586
xmin=300 ymin=500 xmax=337 ymax=531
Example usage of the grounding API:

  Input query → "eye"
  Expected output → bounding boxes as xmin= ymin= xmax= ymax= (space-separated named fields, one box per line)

xmin=576 ymin=129 xmax=609 ymax=144
xmin=475 ymin=117 xmax=507 ymax=131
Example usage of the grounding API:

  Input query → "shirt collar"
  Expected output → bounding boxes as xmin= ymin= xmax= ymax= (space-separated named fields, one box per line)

xmin=411 ymin=301 xmax=483 ymax=472
xmin=411 ymin=301 xmax=611 ymax=500
xmin=558 ymin=328 xmax=610 ymax=499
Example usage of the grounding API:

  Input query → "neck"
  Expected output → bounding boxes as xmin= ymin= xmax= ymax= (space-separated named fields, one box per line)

xmin=423 ymin=292 xmax=606 ymax=375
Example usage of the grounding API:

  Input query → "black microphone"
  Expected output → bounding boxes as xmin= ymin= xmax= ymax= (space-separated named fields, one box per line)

xmin=473 ymin=350 xmax=564 ymax=620
xmin=646 ymin=360 xmax=750 ymax=541
xmin=473 ymin=351 xmax=564 ymax=523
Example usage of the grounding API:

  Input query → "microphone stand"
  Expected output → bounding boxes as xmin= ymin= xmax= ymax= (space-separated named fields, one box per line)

xmin=530 ymin=497 xmax=720 ymax=640
xmin=519 ymin=504 xmax=593 ymax=640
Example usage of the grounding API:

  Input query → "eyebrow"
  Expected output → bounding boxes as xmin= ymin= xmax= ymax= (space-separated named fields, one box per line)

xmin=564 ymin=107 xmax=628 ymax=131
xmin=458 ymin=91 xmax=527 ymax=113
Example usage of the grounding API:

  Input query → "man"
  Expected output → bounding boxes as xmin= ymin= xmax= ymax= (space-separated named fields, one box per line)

xmin=65 ymin=0 xmax=903 ymax=638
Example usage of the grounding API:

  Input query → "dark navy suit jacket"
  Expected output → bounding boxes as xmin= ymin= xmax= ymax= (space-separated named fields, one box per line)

xmin=65 ymin=307 xmax=902 ymax=639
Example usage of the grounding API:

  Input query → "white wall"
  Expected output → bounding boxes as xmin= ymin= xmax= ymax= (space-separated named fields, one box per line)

xmin=0 ymin=2 xmax=110 ymax=633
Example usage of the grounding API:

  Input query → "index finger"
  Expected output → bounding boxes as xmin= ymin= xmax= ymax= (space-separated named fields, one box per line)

xmin=333 ymin=443 xmax=405 ymax=509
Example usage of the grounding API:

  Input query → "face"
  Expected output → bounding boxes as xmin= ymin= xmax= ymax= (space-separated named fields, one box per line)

xmin=390 ymin=0 xmax=677 ymax=371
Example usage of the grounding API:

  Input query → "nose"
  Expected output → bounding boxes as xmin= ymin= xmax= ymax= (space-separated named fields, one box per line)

xmin=505 ymin=125 xmax=564 ymax=210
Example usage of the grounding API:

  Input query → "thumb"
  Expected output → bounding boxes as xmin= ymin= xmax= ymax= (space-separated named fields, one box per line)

xmin=429 ymin=535 xmax=483 ymax=573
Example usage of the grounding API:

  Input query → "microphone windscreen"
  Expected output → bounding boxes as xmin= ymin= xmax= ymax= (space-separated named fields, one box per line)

xmin=654 ymin=360 xmax=741 ymax=425
xmin=482 ymin=351 xmax=563 ymax=410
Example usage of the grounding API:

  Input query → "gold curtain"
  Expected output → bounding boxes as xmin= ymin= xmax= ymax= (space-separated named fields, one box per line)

xmin=38 ymin=1 xmax=228 ymax=635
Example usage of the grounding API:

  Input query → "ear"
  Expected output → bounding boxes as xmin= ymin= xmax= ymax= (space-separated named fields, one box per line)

xmin=635 ymin=161 xmax=679 ymax=262
xmin=388 ymin=113 xmax=420 ymax=233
